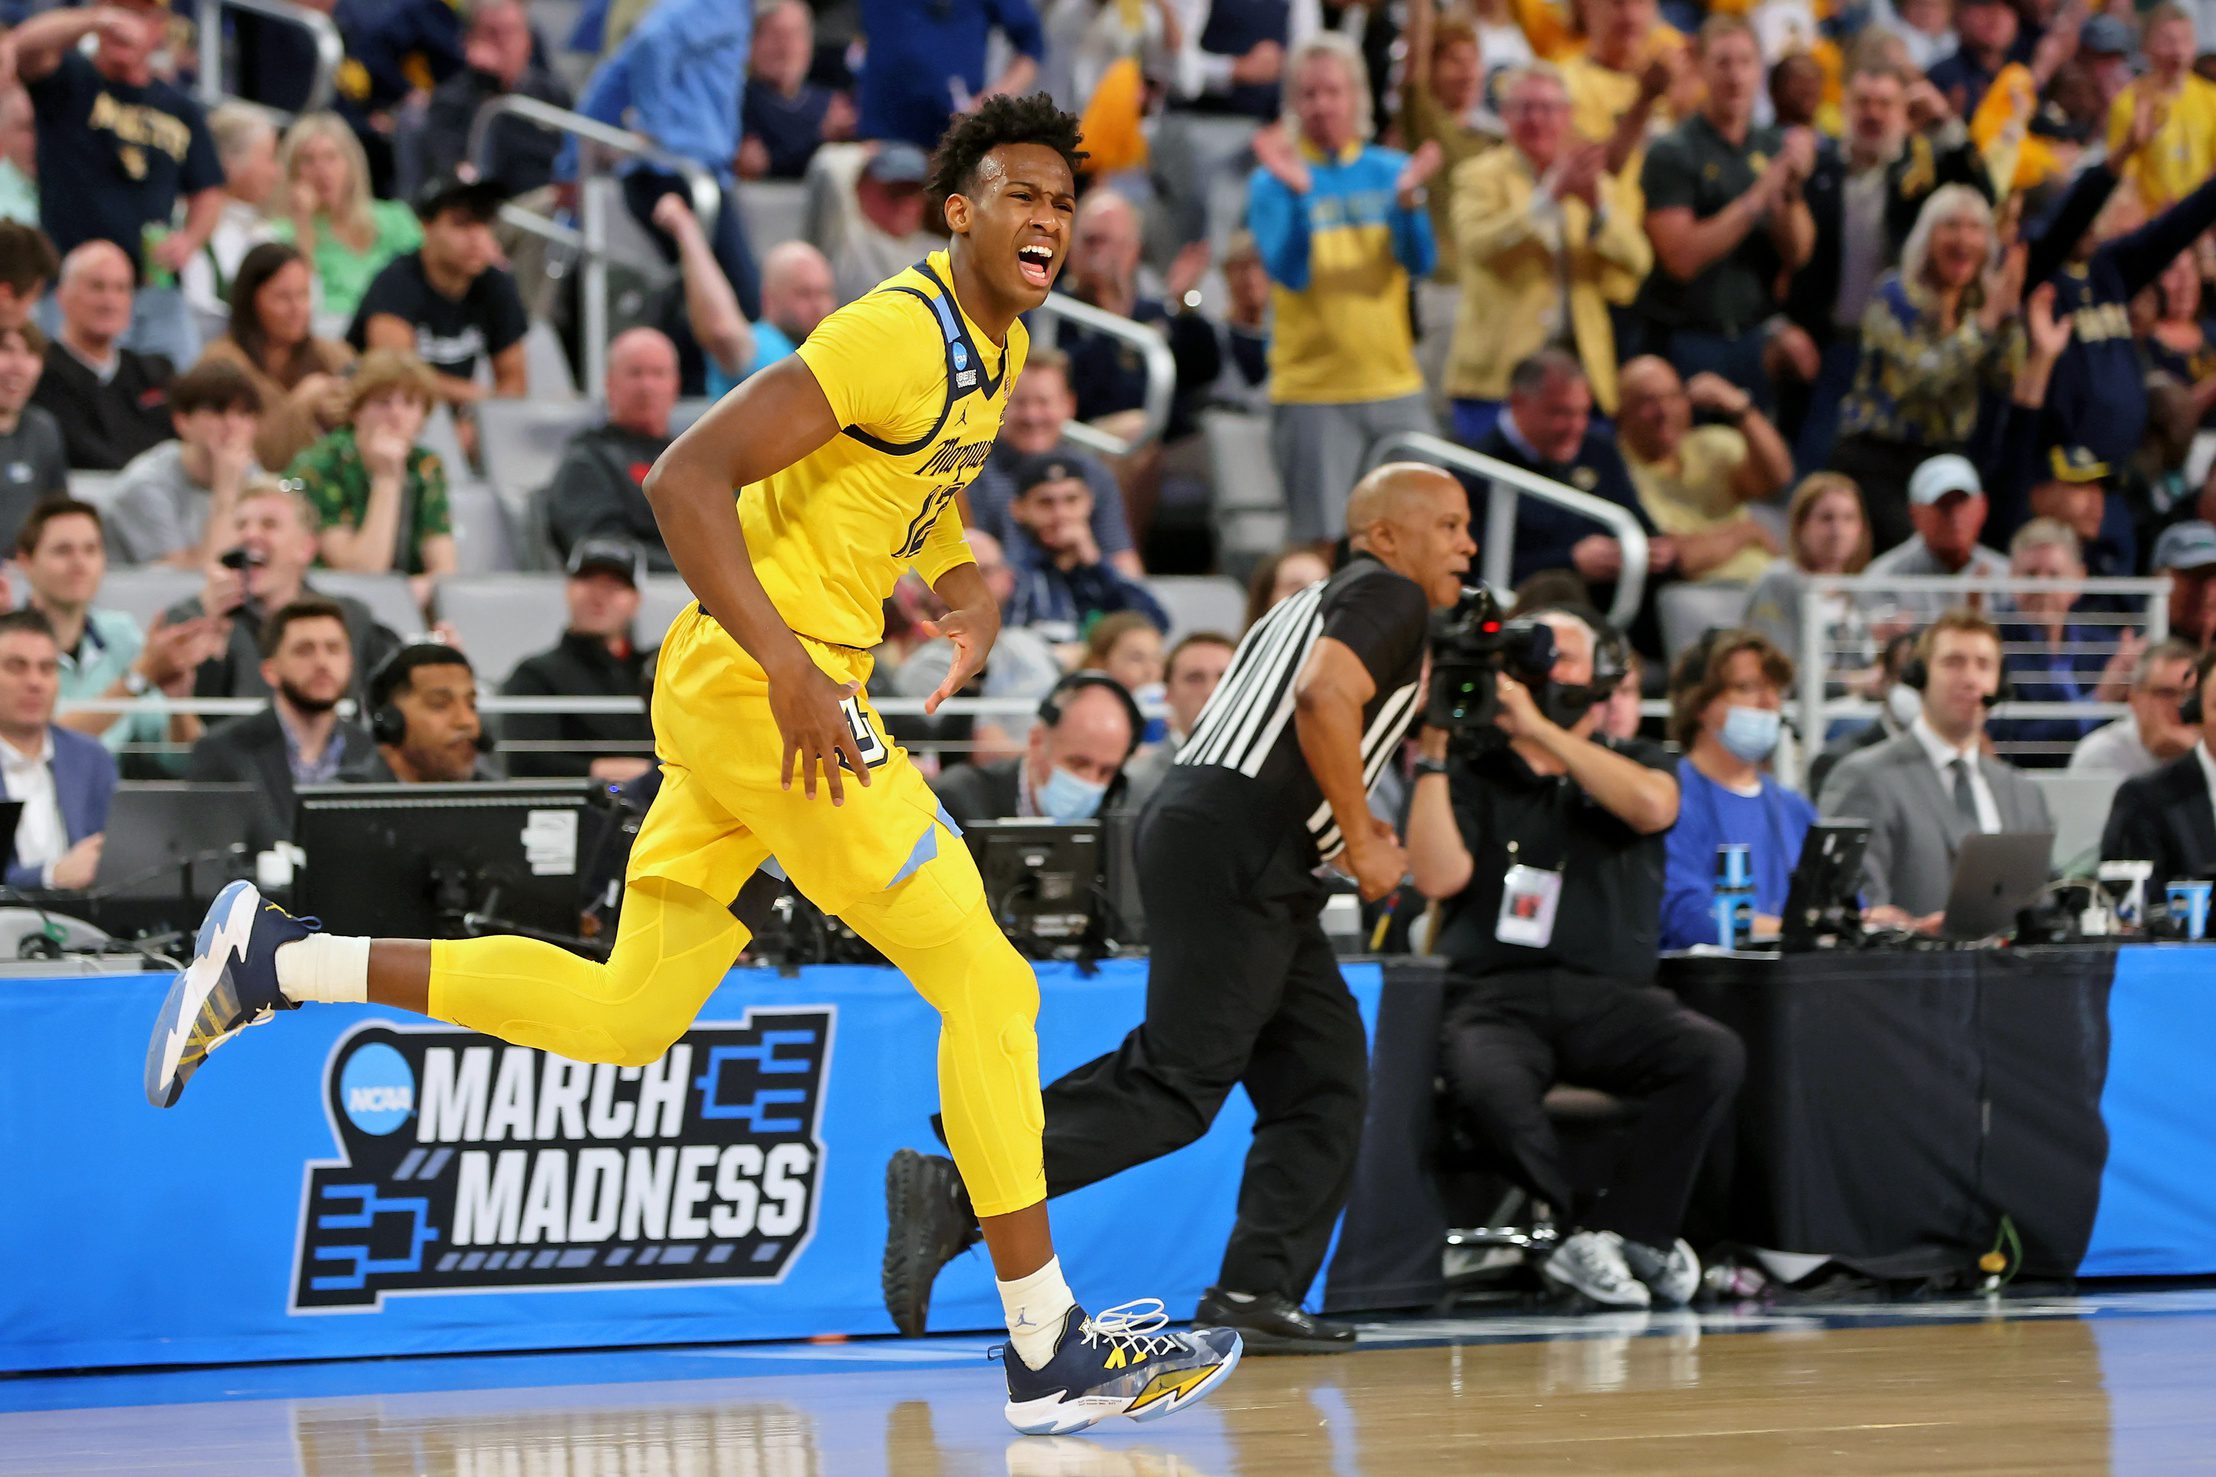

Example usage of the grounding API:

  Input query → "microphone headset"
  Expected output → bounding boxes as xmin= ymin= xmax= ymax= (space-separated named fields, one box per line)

xmin=1036 ymin=669 xmax=1146 ymax=761
xmin=367 ymin=641 xmax=495 ymax=753
xmin=1897 ymin=653 xmax=2009 ymax=708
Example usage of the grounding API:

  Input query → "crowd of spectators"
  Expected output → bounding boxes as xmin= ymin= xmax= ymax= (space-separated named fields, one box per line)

xmin=0 ymin=0 xmax=2215 ymax=1315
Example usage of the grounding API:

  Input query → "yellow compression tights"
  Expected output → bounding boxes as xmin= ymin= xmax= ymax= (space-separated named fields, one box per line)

xmin=424 ymin=844 xmax=1048 ymax=1218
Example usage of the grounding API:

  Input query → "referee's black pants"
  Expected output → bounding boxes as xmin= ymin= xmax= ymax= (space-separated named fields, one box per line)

xmin=1439 ymin=965 xmax=1743 ymax=1251
xmin=1037 ymin=789 xmax=1368 ymax=1301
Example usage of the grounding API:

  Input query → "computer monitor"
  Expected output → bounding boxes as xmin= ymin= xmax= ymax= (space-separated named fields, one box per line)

xmin=1779 ymin=820 xmax=1871 ymax=952
xmin=295 ymin=781 xmax=603 ymax=946
xmin=963 ymin=819 xmax=1102 ymax=952
xmin=97 ymin=783 xmax=258 ymax=898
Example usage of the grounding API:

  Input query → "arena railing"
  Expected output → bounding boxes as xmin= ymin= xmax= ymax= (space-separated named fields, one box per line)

xmin=1026 ymin=295 xmax=1176 ymax=454
xmin=193 ymin=0 xmax=346 ymax=117
xmin=1793 ymin=573 xmax=2171 ymax=786
xmin=1373 ymin=431 xmax=1651 ymax=630
xmin=467 ymin=95 xmax=723 ymax=394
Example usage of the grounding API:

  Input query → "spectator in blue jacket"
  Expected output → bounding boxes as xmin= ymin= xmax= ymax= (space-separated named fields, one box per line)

xmin=1002 ymin=453 xmax=1169 ymax=646
xmin=570 ymin=0 xmax=759 ymax=319
xmin=0 ymin=606 xmax=115 ymax=892
xmin=1660 ymin=629 xmax=1816 ymax=950
xmin=855 ymin=0 xmax=1046 ymax=152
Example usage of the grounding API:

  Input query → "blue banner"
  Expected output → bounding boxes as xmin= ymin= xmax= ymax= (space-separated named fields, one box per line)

xmin=1 ymin=961 xmax=1381 ymax=1372
xmin=2082 ymin=945 xmax=2216 ymax=1277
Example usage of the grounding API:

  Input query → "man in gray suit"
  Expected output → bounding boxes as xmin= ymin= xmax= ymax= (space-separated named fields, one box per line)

xmin=1819 ymin=608 xmax=2053 ymax=928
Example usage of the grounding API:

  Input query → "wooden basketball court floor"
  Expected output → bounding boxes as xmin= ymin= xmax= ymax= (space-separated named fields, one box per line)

xmin=7 ymin=1288 xmax=2216 ymax=1474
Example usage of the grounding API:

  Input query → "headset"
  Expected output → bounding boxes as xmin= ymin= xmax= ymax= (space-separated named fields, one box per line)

xmin=1037 ymin=669 xmax=1147 ymax=761
xmin=367 ymin=641 xmax=494 ymax=752
xmin=1897 ymin=653 xmax=2009 ymax=708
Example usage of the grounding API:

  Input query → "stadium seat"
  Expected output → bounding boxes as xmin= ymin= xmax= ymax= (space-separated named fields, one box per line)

xmin=1657 ymin=581 xmax=1754 ymax=659
xmin=739 ymin=179 xmax=808 ymax=251
xmin=522 ymin=320 xmax=580 ymax=401
xmin=435 ymin=574 xmax=568 ymax=686
xmin=638 ymin=575 xmax=695 ymax=644
xmin=100 ymin=566 xmax=203 ymax=629
xmin=421 ymin=405 xmax=470 ymax=474
xmin=477 ymin=399 xmax=604 ymax=570
xmin=315 ymin=571 xmax=428 ymax=641
xmin=1148 ymin=574 xmax=1246 ymax=642
xmin=450 ymin=483 xmax=521 ymax=574
xmin=1202 ymin=410 xmax=1286 ymax=581
xmin=71 ymin=471 xmax=123 ymax=514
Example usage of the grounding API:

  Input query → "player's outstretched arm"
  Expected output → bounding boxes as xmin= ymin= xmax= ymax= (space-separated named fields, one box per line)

xmin=643 ymin=358 xmax=872 ymax=803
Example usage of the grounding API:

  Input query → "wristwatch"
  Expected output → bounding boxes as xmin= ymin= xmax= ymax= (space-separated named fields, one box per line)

xmin=1413 ymin=756 xmax=1451 ymax=779
xmin=123 ymin=669 xmax=151 ymax=697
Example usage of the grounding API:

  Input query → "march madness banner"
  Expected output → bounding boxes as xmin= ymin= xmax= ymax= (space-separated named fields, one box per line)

xmin=293 ymin=1014 xmax=834 ymax=1311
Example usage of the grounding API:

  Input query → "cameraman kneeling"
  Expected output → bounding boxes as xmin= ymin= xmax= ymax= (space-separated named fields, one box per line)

xmin=1408 ymin=607 xmax=1743 ymax=1309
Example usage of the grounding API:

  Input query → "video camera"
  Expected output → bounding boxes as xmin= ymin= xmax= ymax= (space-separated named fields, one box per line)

xmin=1424 ymin=587 xmax=1557 ymax=744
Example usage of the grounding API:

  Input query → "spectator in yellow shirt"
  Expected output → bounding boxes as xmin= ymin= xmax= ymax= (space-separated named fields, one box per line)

xmin=2107 ymin=5 xmax=2216 ymax=211
xmin=1615 ymin=356 xmax=1788 ymax=584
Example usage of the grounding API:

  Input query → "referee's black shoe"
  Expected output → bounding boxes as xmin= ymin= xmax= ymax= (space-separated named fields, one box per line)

xmin=1193 ymin=1287 xmax=1357 ymax=1355
xmin=882 ymin=1148 xmax=981 ymax=1334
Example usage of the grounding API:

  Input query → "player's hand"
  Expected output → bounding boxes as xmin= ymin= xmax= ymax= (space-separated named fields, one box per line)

xmin=1343 ymin=815 xmax=1408 ymax=903
xmin=919 ymin=608 xmax=996 ymax=715
xmin=773 ymin=665 xmax=870 ymax=806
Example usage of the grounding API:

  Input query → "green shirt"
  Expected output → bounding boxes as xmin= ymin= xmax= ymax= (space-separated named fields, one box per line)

xmin=1636 ymin=113 xmax=1786 ymax=335
xmin=271 ymin=198 xmax=422 ymax=328
xmin=286 ymin=424 xmax=451 ymax=575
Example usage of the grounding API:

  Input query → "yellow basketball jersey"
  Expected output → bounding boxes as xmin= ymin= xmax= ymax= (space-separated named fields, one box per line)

xmin=740 ymin=250 xmax=1026 ymax=649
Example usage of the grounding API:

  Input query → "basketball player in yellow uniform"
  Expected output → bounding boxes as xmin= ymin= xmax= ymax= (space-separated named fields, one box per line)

xmin=144 ymin=97 xmax=1242 ymax=1436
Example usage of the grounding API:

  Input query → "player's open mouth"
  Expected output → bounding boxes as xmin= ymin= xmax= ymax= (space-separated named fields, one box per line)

xmin=1018 ymin=243 xmax=1054 ymax=287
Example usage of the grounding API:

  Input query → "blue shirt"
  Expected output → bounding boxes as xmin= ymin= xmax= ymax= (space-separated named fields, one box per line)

xmin=706 ymin=321 xmax=798 ymax=400
xmin=856 ymin=0 xmax=1045 ymax=151
xmin=1661 ymin=758 xmax=1817 ymax=951
xmin=569 ymin=0 xmax=750 ymax=181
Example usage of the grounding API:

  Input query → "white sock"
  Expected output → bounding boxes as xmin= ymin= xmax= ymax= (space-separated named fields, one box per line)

xmin=998 ymin=1256 xmax=1077 ymax=1372
xmin=274 ymin=935 xmax=371 ymax=1004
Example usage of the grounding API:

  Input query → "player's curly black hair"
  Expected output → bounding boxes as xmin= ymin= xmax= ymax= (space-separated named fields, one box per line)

xmin=925 ymin=93 xmax=1089 ymax=218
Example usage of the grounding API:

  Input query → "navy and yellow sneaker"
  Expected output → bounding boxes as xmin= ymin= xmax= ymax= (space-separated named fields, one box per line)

xmin=883 ymin=1148 xmax=982 ymax=1335
xmin=145 ymin=880 xmax=316 ymax=1108
xmin=1000 ymin=1300 xmax=1243 ymax=1436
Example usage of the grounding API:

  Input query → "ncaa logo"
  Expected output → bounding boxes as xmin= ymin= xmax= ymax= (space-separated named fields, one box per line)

xmin=339 ymin=1042 xmax=414 ymax=1135
xmin=952 ymin=341 xmax=969 ymax=372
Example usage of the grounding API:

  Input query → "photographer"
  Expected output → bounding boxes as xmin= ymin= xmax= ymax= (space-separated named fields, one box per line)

xmin=885 ymin=465 xmax=1474 ymax=1353
xmin=1408 ymin=607 xmax=1743 ymax=1310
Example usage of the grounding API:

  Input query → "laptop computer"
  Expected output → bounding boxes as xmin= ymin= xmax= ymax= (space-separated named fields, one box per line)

xmin=1774 ymin=820 xmax=1871 ymax=952
xmin=1939 ymin=831 xmax=2055 ymax=943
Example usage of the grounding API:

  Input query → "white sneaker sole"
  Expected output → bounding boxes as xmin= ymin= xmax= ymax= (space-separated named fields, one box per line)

xmin=1005 ymin=1337 xmax=1244 ymax=1436
xmin=1540 ymin=1257 xmax=1652 ymax=1310
xmin=144 ymin=881 xmax=261 ymax=1108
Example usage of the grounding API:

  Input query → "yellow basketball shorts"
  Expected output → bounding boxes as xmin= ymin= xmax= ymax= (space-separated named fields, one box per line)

xmin=429 ymin=603 xmax=1047 ymax=1216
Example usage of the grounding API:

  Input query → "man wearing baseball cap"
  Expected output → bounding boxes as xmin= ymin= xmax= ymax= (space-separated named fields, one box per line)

xmin=1864 ymin=453 xmax=2008 ymax=625
xmin=499 ymin=538 xmax=658 ymax=782
xmin=348 ymin=169 xmax=528 ymax=410
xmin=1003 ymin=454 xmax=1169 ymax=644
xmin=2154 ymin=521 xmax=2216 ymax=651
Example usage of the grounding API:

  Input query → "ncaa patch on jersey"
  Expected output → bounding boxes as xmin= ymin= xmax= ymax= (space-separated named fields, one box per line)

xmin=290 ymin=1011 xmax=835 ymax=1311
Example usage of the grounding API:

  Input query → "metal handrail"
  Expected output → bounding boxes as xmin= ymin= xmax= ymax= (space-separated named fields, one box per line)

xmin=194 ymin=0 xmax=344 ymax=116
xmin=1374 ymin=432 xmax=1650 ymax=628
xmin=55 ymin=694 xmax=1047 ymax=719
xmin=1792 ymin=572 xmax=2172 ymax=790
xmin=468 ymin=95 xmax=723 ymax=392
xmin=1028 ymin=293 xmax=1175 ymax=452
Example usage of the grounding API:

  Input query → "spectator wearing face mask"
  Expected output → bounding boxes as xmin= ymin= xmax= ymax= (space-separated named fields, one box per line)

xmin=1659 ymin=630 xmax=1815 ymax=951
xmin=931 ymin=670 xmax=1140 ymax=827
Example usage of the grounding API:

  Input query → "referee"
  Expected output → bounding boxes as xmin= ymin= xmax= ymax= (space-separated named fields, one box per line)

xmin=886 ymin=464 xmax=1475 ymax=1351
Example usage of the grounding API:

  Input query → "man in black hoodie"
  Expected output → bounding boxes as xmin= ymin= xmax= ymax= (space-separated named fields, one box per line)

xmin=499 ymin=539 xmax=656 ymax=780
